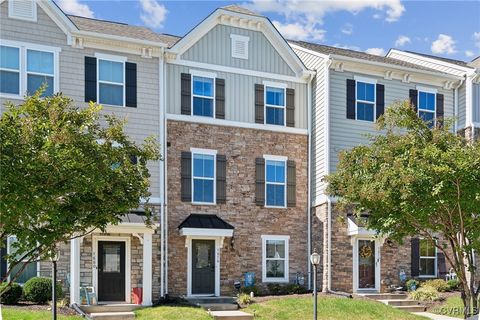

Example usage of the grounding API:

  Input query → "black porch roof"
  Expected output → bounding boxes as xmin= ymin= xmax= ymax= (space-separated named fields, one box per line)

xmin=178 ymin=214 xmax=234 ymax=230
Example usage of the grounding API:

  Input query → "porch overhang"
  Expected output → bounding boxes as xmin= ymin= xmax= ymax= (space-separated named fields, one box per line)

xmin=347 ymin=215 xmax=376 ymax=236
xmin=178 ymin=214 xmax=234 ymax=237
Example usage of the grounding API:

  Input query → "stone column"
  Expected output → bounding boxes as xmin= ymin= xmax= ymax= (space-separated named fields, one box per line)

xmin=142 ymin=233 xmax=153 ymax=306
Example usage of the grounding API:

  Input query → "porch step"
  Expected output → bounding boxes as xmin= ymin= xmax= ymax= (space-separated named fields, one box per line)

xmin=358 ymin=293 xmax=408 ymax=300
xmin=201 ymin=303 xmax=239 ymax=311
xmin=186 ymin=296 xmax=237 ymax=304
xmin=380 ymin=299 xmax=422 ymax=307
xmin=79 ymin=303 xmax=141 ymax=313
xmin=89 ymin=311 xmax=135 ymax=320
xmin=209 ymin=310 xmax=254 ymax=320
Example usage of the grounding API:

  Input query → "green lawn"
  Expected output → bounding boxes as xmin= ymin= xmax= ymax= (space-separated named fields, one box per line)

xmin=135 ymin=305 xmax=212 ymax=320
xmin=431 ymin=295 xmax=477 ymax=319
xmin=1 ymin=308 xmax=82 ymax=320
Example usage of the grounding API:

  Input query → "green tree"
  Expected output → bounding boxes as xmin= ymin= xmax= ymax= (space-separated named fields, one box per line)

xmin=327 ymin=101 xmax=479 ymax=318
xmin=0 ymin=90 xmax=160 ymax=288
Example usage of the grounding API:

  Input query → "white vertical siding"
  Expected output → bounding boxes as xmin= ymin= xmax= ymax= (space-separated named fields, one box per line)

xmin=458 ymin=84 xmax=467 ymax=129
xmin=473 ymin=84 xmax=480 ymax=123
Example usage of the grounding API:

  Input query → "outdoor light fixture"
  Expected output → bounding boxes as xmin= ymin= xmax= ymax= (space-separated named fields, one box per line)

xmin=310 ymin=248 xmax=320 ymax=320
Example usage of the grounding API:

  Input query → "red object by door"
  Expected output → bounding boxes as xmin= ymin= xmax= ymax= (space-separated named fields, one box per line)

xmin=132 ymin=288 xmax=142 ymax=305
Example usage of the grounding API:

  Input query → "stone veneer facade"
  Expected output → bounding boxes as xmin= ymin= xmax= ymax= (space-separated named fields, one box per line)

xmin=166 ymin=120 xmax=309 ymax=296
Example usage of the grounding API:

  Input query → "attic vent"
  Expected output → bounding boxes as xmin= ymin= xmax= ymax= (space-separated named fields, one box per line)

xmin=8 ymin=0 xmax=37 ymax=21
xmin=230 ymin=34 xmax=249 ymax=60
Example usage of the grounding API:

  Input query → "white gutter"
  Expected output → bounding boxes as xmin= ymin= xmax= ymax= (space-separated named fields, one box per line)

xmin=159 ymin=48 xmax=165 ymax=297
xmin=307 ymin=72 xmax=313 ymax=290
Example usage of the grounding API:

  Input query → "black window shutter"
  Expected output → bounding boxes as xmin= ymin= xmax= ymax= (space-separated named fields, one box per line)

xmin=181 ymin=152 xmax=192 ymax=202
xmin=409 ymin=89 xmax=418 ymax=113
xmin=129 ymin=155 xmax=138 ymax=165
xmin=216 ymin=154 xmax=227 ymax=204
xmin=215 ymin=78 xmax=225 ymax=119
xmin=84 ymin=56 xmax=97 ymax=103
xmin=286 ymin=88 xmax=295 ymax=127
xmin=436 ymin=94 xmax=444 ymax=128
xmin=255 ymin=84 xmax=264 ymax=124
xmin=125 ymin=62 xmax=137 ymax=108
xmin=411 ymin=238 xmax=420 ymax=277
xmin=181 ymin=73 xmax=192 ymax=115
xmin=376 ymin=84 xmax=385 ymax=120
xmin=255 ymin=157 xmax=265 ymax=205
xmin=287 ymin=160 xmax=296 ymax=207
xmin=0 ymin=239 xmax=7 ymax=280
xmin=346 ymin=79 xmax=356 ymax=119
xmin=437 ymin=251 xmax=447 ymax=278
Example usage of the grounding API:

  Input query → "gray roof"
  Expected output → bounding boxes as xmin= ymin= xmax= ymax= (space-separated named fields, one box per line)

xmin=120 ymin=212 xmax=148 ymax=224
xmin=468 ymin=56 xmax=480 ymax=68
xmin=68 ymin=15 xmax=180 ymax=46
xmin=404 ymin=51 xmax=471 ymax=68
xmin=221 ymin=4 xmax=259 ymax=16
xmin=290 ymin=40 xmax=448 ymax=74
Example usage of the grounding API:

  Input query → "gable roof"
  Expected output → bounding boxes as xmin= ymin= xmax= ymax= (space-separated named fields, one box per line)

xmin=404 ymin=50 xmax=471 ymax=68
xmin=221 ymin=4 xmax=259 ymax=16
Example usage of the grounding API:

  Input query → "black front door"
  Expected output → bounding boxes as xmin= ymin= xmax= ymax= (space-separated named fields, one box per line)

xmin=98 ymin=241 xmax=126 ymax=301
xmin=192 ymin=240 xmax=215 ymax=295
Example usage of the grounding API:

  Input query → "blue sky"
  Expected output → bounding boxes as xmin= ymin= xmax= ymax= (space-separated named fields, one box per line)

xmin=56 ymin=0 xmax=480 ymax=61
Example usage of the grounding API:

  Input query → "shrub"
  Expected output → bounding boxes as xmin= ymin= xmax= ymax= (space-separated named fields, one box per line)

xmin=422 ymin=279 xmax=449 ymax=292
xmin=237 ymin=293 xmax=253 ymax=305
xmin=0 ymin=282 xmax=23 ymax=305
xmin=406 ymin=279 xmax=419 ymax=291
xmin=409 ymin=286 xmax=440 ymax=301
xmin=23 ymin=277 xmax=63 ymax=304
xmin=240 ymin=285 xmax=261 ymax=296
xmin=446 ymin=279 xmax=460 ymax=291
xmin=284 ymin=284 xmax=308 ymax=294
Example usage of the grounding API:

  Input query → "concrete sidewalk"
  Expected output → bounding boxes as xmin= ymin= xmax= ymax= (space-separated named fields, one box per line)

xmin=413 ymin=312 xmax=462 ymax=320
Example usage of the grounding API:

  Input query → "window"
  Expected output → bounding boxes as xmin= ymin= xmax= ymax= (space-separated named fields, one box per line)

xmin=7 ymin=236 xmax=38 ymax=284
xmin=418 ymin=91 xmax=436 ymax=128
xmin=265 ymin=157 xmax=286 ymax=207
xmin=0 ymin=45 xmax=20 ymax=95
xmin=98 ymin=58 xmax=125 ymax=106
xmin=419 ymin=239 xmax=437 ymax=277
xmin=265 ymin=85 xmax=286 ymax=125
xmin=262 ymin=235 xmax=289 ymax=282
xmin=27 ymin=49 xmax=54 ymax=97
xmin=356 ymin=81 xmax=375 ymax=122
xmin=230 ymin=34 xmax=249 ymax=59
xmin=192 ymin=76 xmax=214 ymax=117
xmin=192 ymin=149 xmax=216 ymax=204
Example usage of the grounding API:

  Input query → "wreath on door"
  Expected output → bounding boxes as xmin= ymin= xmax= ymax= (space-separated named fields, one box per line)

xmin=360 ymin=245 xmax=373 ymax=258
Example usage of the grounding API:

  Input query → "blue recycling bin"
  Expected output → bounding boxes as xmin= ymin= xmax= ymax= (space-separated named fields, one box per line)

xmin=244 ymin=272 xmax=255 ymax=287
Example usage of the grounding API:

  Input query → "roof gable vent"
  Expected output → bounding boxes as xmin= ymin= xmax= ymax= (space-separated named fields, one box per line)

xmin=8 ymin=0 xmax=37 ymax=22
xmin=230 ymin=34 xmax=249 ymax=60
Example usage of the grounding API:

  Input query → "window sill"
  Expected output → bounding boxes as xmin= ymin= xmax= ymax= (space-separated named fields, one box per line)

xmin=265 ymin=205 xmax=287 ymax=209
xmin=262 ymin=278 xmax=289 ymax=283
xmin=418 ymin=275 xmax=437 ymax=279
xmin=0 ymin=93 xmax=23 ymax=100
xmin=192 ymin=202 xmax=216 ymax=206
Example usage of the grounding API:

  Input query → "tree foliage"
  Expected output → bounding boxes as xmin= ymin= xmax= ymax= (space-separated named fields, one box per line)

xmin=327 ymin=101 xmax=479 ymax=317
xmin=0 ymin=91 xmax=160 ymax=284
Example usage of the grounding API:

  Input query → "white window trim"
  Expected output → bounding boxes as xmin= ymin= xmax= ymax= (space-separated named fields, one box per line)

xmin=263 ymin=154 xmax=287 ymax=209
xmin=416 ymin=85 xmax=438 ymax=94
xmin=355 ymin=80 xmax=376 ymax=123
xmin=417 ymin=90 xmax=437 ymax=127
xmin=230 ymin=34 xmax=249 ymax=60
xmin=263 ymin=82 xmax=287 ymax=127
xmin=95 ymin=53 xmax=126 ymax=108
xmin=190 ymin=70 xmax=216 ymax=118
xmin=0 ymin=39 xmax=60 ymax=100
xmin=261 ymin=235 xmax=290 ymax=283
xmin=6 ymin=236 xmax=40 ymax=283
xmin=191 ymin=148 xmax=217 ymax=205
xmin=8 ymin=0 xmax=37 ymax=22
xmin=419 ymin=238 xmax=438 ymax=278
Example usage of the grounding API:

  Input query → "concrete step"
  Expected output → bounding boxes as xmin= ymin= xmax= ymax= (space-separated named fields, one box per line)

xmin=359 ymin=293 xmax=408 ymax=300
xmin=209 ymin=310 xmax=254 ymax=320
xmin=186 ymin=296 xmax=236 ymax=304
xmin=380 ymin=299 xmax=422 ymax=307
xmin=200 ymin=303 xmax=239 ymax=311
xmin=79 ymin=304 xmax=141 ymax=313
xmin=394 ymin=305 xmax=427 ymax=313
xmin=89 ymin=311 xmax=135 ymax=320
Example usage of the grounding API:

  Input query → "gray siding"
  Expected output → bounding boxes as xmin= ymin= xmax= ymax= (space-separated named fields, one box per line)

xmin=166 ymin=63 xmax=308 ymax=129
xmin=0 ymin=1 xmax=161 ymax=197
xmin=473 ymin=84 xmax=480 ymax=123
xmin=182 ymin=24 xmax=296 ymax=76
xmin=458 ymin=84 xmax=467 ymax=129
xmin=329 ymin=70 xmax=454 ymax=171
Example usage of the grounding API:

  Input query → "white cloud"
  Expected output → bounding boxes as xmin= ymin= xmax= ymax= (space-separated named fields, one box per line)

xmin=273 ymin=21 xmax=325 ymax=41
xmin=139 ymin=0 xmax=167 ymax=29
xmin=431 ymin=34 xmax=457 ymax=55
xmin=465 ymin=50 xmax=474 ymax=58
xmin=56 ymin=0 xmax=94 ymax=18
xmin=474 ymin=32 xmax=480 ymax=48
xmin=341 ymin=23 xmax=353 ymax=35
xmin=395 ymin=35 xmax=411 ymax=47
xmin=372 ymin=13 xmax=382 ymax=19
xmin=333 ymin=43 xmax=361 ymax=51
xmin=365 ymin=47 xmax=386 ymax=56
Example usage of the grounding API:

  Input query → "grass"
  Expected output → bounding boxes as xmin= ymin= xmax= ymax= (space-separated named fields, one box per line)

xmin=431 ymin=295 xmax=478 ymax=319
xmin=1 ymin=308 xmax=82 ymax=320
xmin=135 ymin=304 xmax=213 ymax=320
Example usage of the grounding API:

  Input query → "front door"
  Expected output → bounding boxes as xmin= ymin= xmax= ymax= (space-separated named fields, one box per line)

xmin=98 ymin=241 xmax=126 ymax=301
xmin=358 ymin=239 xmax=376 ymax=290
xmin=191 ymin=239 xmax=215 ymax=295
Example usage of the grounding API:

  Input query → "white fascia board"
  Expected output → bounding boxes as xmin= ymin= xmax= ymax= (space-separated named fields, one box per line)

xmin=179 ymin=228 xmax=233 ymax=237
xmin=72 ymin=30 xmax=168 ymax=48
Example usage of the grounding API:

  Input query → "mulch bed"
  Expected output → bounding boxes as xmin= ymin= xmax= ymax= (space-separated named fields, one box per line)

xmin=2 ymin=301 xmax=78 ymax=316
xmin=423 ymin=291 xmax=461 ymax=311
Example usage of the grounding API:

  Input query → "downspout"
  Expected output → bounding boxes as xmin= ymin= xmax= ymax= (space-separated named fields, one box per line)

xmin=307 ymin=73 xmax=313 ymax=290
xmin=159 ymin=48 xmax=165 ymax=297
xmin=324 ymin=58 xmax=333 ymax=292
xmin=466 ymin=72 xmax=475 ymax=139
xmin=453 ymin=79 xmax=464 ymax=134
xmin=163 ymin=56 xmax=169 ymax=295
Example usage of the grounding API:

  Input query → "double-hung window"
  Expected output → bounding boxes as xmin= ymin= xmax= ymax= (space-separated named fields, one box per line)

xmin=98 ymin=57 xmax=125 ymax=107
xmin=419 ymin=239 xmax=437 ymax=277
xmin=192 ymin=76 xmax=214 ymax=117
xmin=0 ymin=45 xmax=20 ymax=95
xmin=265 ymin=85 xmax=286 ymax=125
xmin=418 ymin=91 xmax=436 ymax=128
xmin=192 ymin=149 xmax=216 ymax=204
xmin=262 ymin=235 xmax=289 ymax=282
xmin=356 ymin=81 xmax=376 ymax=122
xmin=27 ymin=49 xmax=54 ymax=96
xmin=265 ymin=156 xmax=286 ymax=208
xmin=7 ymin=236 xmax=39 ymax=284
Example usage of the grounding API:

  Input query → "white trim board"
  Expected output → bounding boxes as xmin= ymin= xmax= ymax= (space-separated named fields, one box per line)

xmin=351 ymin=236 xmax=382 ymax=293
xmin=261 ymin=235 xmax=290 ymax=283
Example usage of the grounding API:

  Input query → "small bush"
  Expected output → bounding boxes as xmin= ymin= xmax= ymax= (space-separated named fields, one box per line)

xmin=237 ymin=293 xmax=253 ymax=305
xmin=240 ymin=285 xmax=261 ymax=296
xmin=409 ymin=286 xmax=440 ymax=301
xmin=267 ymin=283 xmax=287 ymax=295
xmin=422 ymin=279 xmax=449 ymax=292
xmin=23 ymin=277 xmax=63 ymax=304
xmin=0 ymin=282 xmax=23 ymax=305
xmin=284 ymin=284 xmax=308 ymax=294
xmin=446 ymin=279 xmax=460 ymax=291
xmin=406 ymin=279 xmax=419 ymax=291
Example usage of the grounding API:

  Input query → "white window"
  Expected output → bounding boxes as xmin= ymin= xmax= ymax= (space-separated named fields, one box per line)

xmin=419 ymin=238 xmax=437 ymax=277
xmin=191 ymin=70 xmax=216 ymax=117
xmin=96 ymin=54 xmax=126 ymax=107
xmin=418 ymin=89 xmax=436 ymax=128
xmin=7 ymin=236 xmax=39 ymax=284
xmin=191 ymin=148 xmax=216 ymax=204
xmin=8 ymin=0 xmax=37 ymax=22
xmin=264 ymin=82 xmax=286 ymax=126
xmin=230 ymin=34 xmax=249 ymax=60
xmin=356 ymin=78 xmax=376 ymax=122
xmin=0 ymin=40 xmax=60 ymax=99
xmin=262 ymin=235 xmax=289 ymax=283
xmin=264 ymin=155 xmax=287 ymax=208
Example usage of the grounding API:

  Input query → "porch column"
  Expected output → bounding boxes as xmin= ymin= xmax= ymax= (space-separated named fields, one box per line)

xmin=70 ymin=238 xmax=81 ymax=305
xmin=142 ymin=233 xmax=153 ymax=306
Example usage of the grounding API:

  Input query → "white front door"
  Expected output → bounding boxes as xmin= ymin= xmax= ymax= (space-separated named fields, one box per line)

xmin=353 ymin=238 xmax=381 ymax=292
